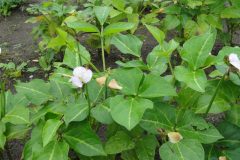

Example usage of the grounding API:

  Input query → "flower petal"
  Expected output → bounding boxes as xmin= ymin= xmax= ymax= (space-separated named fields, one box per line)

xmin=229 ymin=53 xmax=240 ymax=70
xmin=70 ymin=76 xmax=83 ymax=88
xmin=73 ymin=67 xmax=86 ymax=77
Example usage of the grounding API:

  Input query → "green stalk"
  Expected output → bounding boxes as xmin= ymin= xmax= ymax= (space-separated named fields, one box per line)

xmin=204 ymin=72 xmax=227 ymax=116
xmin=85 ymin=84 xmax=91 ymax=112
xmin=0 ymin=81 xmax=5 ymax=120
xmin=100 ymin=25 xmax=106 ymax=71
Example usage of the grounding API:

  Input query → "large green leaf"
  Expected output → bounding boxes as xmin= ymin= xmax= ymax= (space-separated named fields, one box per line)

xmin=221 ymin=7 xmax=240 ymax=18
xmin=63 ymin=122 xmax=106 ymax=156
xmin=63 ymin=45 xmax=91 ymax=68
xmin=196 ymin=95 xmax=231 ymax=113
xmin=138 ymin=74 xmax=177 ymax=98
xmin=34 ymin=140 xmax=69 ymax=160
xmin=104 ymin=22 xmax=135 ymax=35
xmin=159 ymin=140 xmax=204 ymax=160
xmin=145 ymin=24 xmax=165 ymax=44
xmin=94 ymin=6 xmax=111 ymax=25
xmin=104 ymin=131 xmax=135 ymax=154
xmin=3 ymin=106 xmax=29 ymax=125
xmin=181 ymin=32 xmax=215 ymax=70
xmin=135 ymin=135 xmax=158 ymax=160
xmin=111 ymin=34 xmax=143 ymax=57
xmin=111 ymin=68 xmax=143 ymax=96
xmin=0 ymin=122 xmax=6 ymax=149
xmin=65 ymin=21 xmax=99 ymax=33
xmin=49 ymin=80 xmax=73 ymax=101
xmin=110 ymin=96 xmax=153 ymax=130
xmin=64 ymin=97 xmax=89 ymax=125
xmin=140 ymin=103 xmax=176 ymax=133
xmin=15 ymin=79 xmax=52 ymax=105
xmin=226 ymin=105 xmax=240 ymax=127
xmin=174 ymin=66 xmax=207 ymax=92
xmin=91 ymin=98 xmax=113 ymax=124
xmin=42 ymin=119 xmax=63 ymax=147
xmin=5 ymin=91 xmax=29 ymax=112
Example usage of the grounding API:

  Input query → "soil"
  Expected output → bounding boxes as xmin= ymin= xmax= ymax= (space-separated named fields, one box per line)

xmin=0 ymin=1 xmax=239 ymax=160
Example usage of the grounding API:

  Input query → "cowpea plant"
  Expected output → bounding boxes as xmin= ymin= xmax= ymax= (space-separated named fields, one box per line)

xmin=1 ymin=3 xmax=240 ymax=160
xmin=1 ymin=23 xmax=239 ymax=159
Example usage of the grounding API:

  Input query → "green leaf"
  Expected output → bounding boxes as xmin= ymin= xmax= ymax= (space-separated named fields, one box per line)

xmin=145 ymin=25 xmax=165 ymax=44
xmin=65 ymin=21 xmax=99 ymax=33
xmin=0 ymin=122 xmax=6 ymax=149
xmin=111 ymin=68 xmax=143 ymax=96
xmin=163 ymin=15 xmax=180 ymax=30
xmin=42 ymin=119 xmax=63 ymax=147
xmin=177 ymin=125 xmax=223 ymax=144
xmin=94 ymin=6 xmax=111 ymax=25
xmin=140 ymin=103 xmax=176 ymax=133
xmin=35 ymin=140 xmax=69 ymax=160
xmin=174 ymin=66 xmax=207 ymax=92
xmin=135 ymin=135 xmax=158 ymax=160
xmin=63 ymin=45 xmax=91 ymax=68
xmin=221 ymin=7 xmax=240 ymax=18
xmin=64 ymin=97 xmax=89 ymax=125
xmin=63 ymin=122 xmax=106 ymax=156
xmin=181 ymin=32 xmax=216 ymax=70
xmin=3 ymin=106 xmax=29 ymax=125
xmin=111 ymin=34 xmax=143 ymax=57
xmin=159 ymin=140 xmax=204 ymax=160
xmin=5 ymin=124 xmax=30 ymax=140
xmin=138 ymin=74 xmax=177 ymax=98
xmin=110 ymin=96 xmax=153 ymax=130
xmin=196 ymin=95 xmax=231 ymax=113
xmin=91 ymin=98 xmax=113 ymax=124
xmin=15 ymin=79 xmax=52 ymax=105
xmin=49 ymin=80 xmax=72 ymax=101
xmin=104 ymin=22 xmax=135 ymax=35
xmin=104 ymin=131 xmax=135 ymax=154
xmin=226 ymin=105 xmax=240 ymax=127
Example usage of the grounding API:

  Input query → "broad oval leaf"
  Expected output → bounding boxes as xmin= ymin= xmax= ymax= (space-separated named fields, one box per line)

xmin=138 ymin=74 xmax=177 ymax=98
xmin=15 ymin=79 xmax=52 ymax=105
xmin=42 ymin=119 xmax=63 ymax=147
xmin=64 ymin=97 xmax=89 ymax=125
xmin=104 ymin=131 xmax=135 ymax=154
xmin=104 ymin=22 xmax=135 ymax=36
xmin=174 ymin=66 xmax=207 ymax=93
xmin=145 ymin=24 xmax=165 ymax=44
xmin=3 ymin=106 xmax=29 ymax=125
xmin=110 ymin=95 xmax=153 ymax=130
xmin=111 ymin=68 xmax=143 ymax=96
xmin=94 ymin=6 xmax=111 ymax=25
xmin=159 ymin=139 xmax=204 ymax=160
xmin=181 ymin=32 xmax=216 ymax=70
xmin=65 ymin=21 xmax=99 ymax=33
xmin=111 ymin=34 xmax=143 ymax=57
xmin=63 ymin=122 xmax=106 ymax=156
xmin=34 ymin=140 xmax=69 ymax=160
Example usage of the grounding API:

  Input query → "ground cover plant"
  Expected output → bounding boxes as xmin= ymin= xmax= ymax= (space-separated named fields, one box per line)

xmin=0 ymin=0 xmax=25 ymax=16
xmin=0 ymin=0 xmax=240 ymax=160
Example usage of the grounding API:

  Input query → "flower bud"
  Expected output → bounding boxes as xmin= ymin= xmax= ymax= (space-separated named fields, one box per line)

xmin=108 ymin=79 xmax=122 ymax=90
xmin=167 ymin=132 xmax=183 ymax=143
xmin=219 ymin=156 xmax=227 ymax=160
xmin=96 ymin=76 xmax=107 ymax=86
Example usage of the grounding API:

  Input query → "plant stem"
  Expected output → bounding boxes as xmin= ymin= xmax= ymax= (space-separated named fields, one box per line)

xmin=204 ymin=72 xmax=227 ymax=116
xmin=100 ymin=25 xmax=106 ymax=71
xmin=0 ymin=81 xmax=5 ymax=120
xmin=85 ymin=84 xmax=91 ymax=112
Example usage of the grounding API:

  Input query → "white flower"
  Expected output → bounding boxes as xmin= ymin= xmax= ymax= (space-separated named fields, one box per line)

xmin=0 ymin=48 xmax=1 ymax=55
xmin=70 ymin=76 xmax=83 ymax=88
xmin=73 ymin=67 xmax=93 ymax=83
xmin=229 ymin=53 xmax=240 ymax=70
xmin=219 ymin=156 xmax=227 ymax=160
xmin=70 ymin=66 xmax=92 ymax=88
xmin=108 ymin=79 xmax=122 ymax=90
xmin=167 ymin=132 xmax=183 ymax=144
